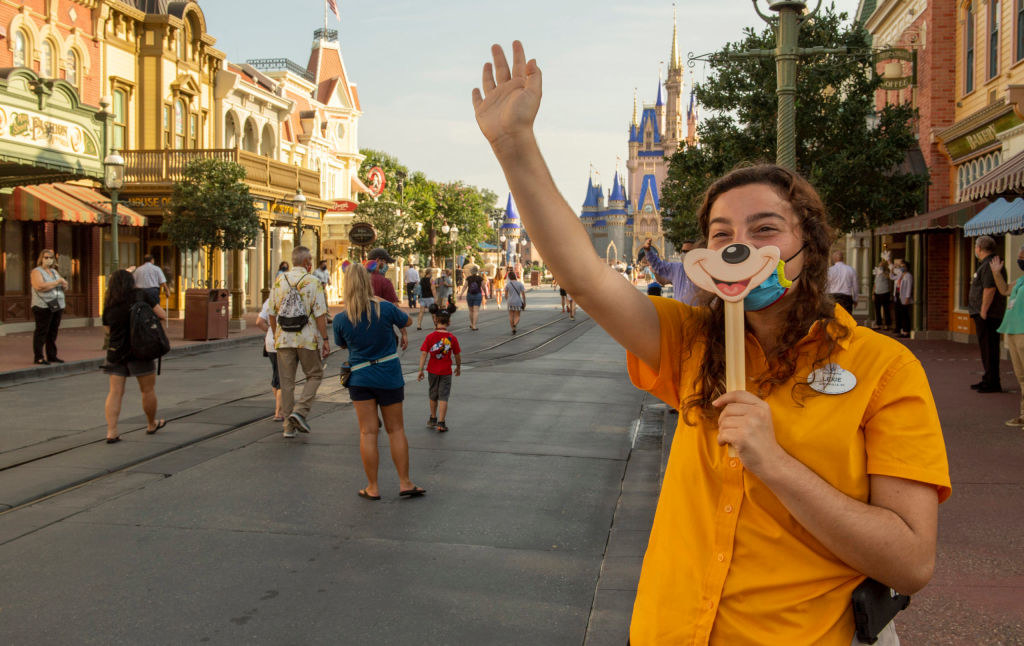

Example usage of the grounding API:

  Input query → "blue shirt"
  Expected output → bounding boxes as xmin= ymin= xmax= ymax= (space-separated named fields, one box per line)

xmin=333 ymin=301 xmax=409 ymax=389
xmin=644 ymin=246 xmax=699 ymax=306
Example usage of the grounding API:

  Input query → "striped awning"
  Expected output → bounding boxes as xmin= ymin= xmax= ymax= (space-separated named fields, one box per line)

xmin=962 ymin=149 xmax=1024 ymax=200
xmin=5 ymin=183 xmax=146 ymax=227
xmin=963 ymin=197 xmax=1024 ymax=236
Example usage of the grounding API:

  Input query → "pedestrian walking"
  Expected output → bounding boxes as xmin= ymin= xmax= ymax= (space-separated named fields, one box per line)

xmin=492 ymin=266 xmax=505 ymax=307
xmin=416 ymin=268 xmax=436 ymax=330
xmin=871 ymin=259 xmax=892 ymax=330
xmin=892 ymin=259 xmax=913 ymax=338
xmin=277 ymin=261 xmax=289 ymax=277
xmin=256 ymin=298 xmax=283 ymax=421
xmin=460 ymin=266 xmax=486 ymax=330
xmin=435 ymin=268 xmax=453 ymax=309
xmin=826 ymin=250 xmax=858 ymax=314
xmin=417 ymin=307 xmax=462 ymax=432
xmin=101 ymin=269 xmax=168 ymax=443
xmin=267 ymin=246 xmax=329 ymax=438
xmin=312 ymin=261 xmax=331 ymax=287
xmin=30 ymin=249 xmax=67 ymax=365
xmin=333 ymin=263 xmax=424 ymax=500
xmin=365 ymin=248 xmax=399 ymax=304
xmin=989 ymin=253 xmax=1024 ymax=425
xmin=132 ymin=253 xmax=170 ymax=304
xmin=504 ymin=270 xmax=526 ymax=334
xmin=969 ymin=235 xmax=1007 ymax=393
xmin=640 ymin=238 xmax=700 ymax=305
xmin=405 ymin=263 xmax=421 ymax=309
xmin=473 ymin=42 xmax=949 ymax=644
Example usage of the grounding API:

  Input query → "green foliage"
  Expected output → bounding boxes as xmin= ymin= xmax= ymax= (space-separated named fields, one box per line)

xmin=162 ymin=158 xmax=260 ymax=253
xmin=661 ymin=4 xmax=928 ymax=246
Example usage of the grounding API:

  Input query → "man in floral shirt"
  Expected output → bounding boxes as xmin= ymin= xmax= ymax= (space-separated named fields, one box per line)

xmin=268 ymin=246 xmax=329 ymax=438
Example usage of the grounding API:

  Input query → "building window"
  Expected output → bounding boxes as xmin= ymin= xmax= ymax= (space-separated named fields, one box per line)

xmin=65 ymin=50 xmax=79 ymax=88
xmin=174 ymin=100 xmax=186 ymax=149
xmin=990 ymin=0 xmax=1001 ymax=78
xmin=13 ymin=31 xmax=27 ymax=67
xmin=42 ymin=41 xmax=55 ymax=78
xmin=189 ymin=113 xmax=198 ymax=149
xmin=112 ymin=90 xmax=127 ymax=151
xmin=967 ymin=2 xmax=976 ymax=92
xmin=1018 ymin=0 xmax=1024 ymax=60
xmin=163 ymin=105 xmax=172 ymax=147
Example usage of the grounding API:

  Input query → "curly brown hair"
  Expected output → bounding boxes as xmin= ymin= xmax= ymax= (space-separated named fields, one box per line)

xmin=682 ymin=164 xmax=850 ymax=422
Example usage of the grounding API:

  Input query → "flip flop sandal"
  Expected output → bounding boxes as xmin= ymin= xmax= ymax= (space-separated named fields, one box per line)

xmin=399 ymin=487 xmax=426 ymax=498
xmin=358 ymin=489 xmax=381 ymax=501
xmin=146 ymin=419 xmax=167 ymax=435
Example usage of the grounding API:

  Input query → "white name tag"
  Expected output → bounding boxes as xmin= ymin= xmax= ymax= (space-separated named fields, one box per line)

xmin=807 ymin=363 xmax=857 ymax=395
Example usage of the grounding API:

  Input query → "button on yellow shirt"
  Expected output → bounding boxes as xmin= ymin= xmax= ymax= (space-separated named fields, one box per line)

xmin=627 ymin=297 xmax=951 ymax=645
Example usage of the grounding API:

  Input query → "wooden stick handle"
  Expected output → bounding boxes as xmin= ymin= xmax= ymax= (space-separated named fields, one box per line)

xmin=724 ymin=300 xmax=745 ymax=458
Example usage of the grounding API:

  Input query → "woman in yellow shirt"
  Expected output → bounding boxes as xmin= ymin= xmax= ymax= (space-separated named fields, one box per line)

xmin=471 ymin=42 xmax=950 ymax=645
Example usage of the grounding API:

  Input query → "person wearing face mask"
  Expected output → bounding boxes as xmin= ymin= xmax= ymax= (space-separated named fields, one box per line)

xmin=473 ymin=42 xmax=950 ymax=645
xmin=892 ymin=259 xmax=913 ymax=338
xmin=968 ymin=236 xmax=1008 ymax=393
xmin=365 ymin=248 xmax=399 ymax=304
xmin=30 ymin=249 xmax=69 ymax=365
xmin=987 ymin=251 xmax=1024 ymax=425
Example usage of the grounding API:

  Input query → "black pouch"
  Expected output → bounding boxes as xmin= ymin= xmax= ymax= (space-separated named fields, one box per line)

xmin=339 ymin=361 xmax=352 ymax=388
xmin=852 ymin=578 xmax=909 ymax=644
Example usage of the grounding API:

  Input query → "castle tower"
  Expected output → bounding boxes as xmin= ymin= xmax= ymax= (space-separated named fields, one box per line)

xmin=663 ymin=8 xmax=684 ymax=149
xmin=686 ymin=88 xmax=699 ymax=148
xmin=501 ymin=193 xmax=522 ymax=266
xmin=654 ymin=73 xmax=665 ymax=140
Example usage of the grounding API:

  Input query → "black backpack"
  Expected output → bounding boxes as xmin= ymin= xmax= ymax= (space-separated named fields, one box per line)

xmin=129 ymin=300 xmax=170 ymax=366
xmin=467 ymin=277 xmax=482 ymax=295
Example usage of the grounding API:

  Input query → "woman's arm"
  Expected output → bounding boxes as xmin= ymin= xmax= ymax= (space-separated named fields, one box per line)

xmin=30 ymin=268 xmax=62 ymax=292
xmin=152 ymin=305 xmax=167 ymax=321
xmin=990 ymin=257 xmax=1012 ymax=297
xmin=473 ymin=42 xmax=660 ymax=369
xmin=256 ymin=317 xmax=270 ymax=332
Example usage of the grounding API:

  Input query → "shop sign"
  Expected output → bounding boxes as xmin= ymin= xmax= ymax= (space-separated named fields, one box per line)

xmin=945 ymin=112 xmax=1024 ymax=161
xmin=124 ymin=195 xmax=171 ymax=209
xmin=0 ymin=106 xmax=98 ymax=157
xmin=328 ymin=199 xmax=358 ymax=213
xmin=348 ymin=222 xmax=376 ymax=246
xmin=253 ymin=198 xmax=270 ymax=212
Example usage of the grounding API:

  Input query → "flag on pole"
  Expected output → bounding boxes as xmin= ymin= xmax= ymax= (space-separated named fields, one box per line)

xmin=327 ymin=0 xmax=340 ymax=19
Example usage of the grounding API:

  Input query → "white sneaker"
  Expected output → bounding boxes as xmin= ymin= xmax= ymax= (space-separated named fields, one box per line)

xmin=288 ymin=412 xmax=312 ymax=433
xmin=283 ymin=427 xmax=297 ymax=438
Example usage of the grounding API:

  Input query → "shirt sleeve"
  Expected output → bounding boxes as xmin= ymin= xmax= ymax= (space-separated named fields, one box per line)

xmin=382 ymin=279 xmax=399 ymax=304
xmin=862 ymin=354 xmax=952 ymax=502
xmin=646 ymin=247 xmax=685 ymax=287
xmin=625 ymin=296 xmax=696 ymax=410
xmin=451 ymin=334 xmax=461 ymax=355
xmin=388 ymin=301 xmax=410 ymax=328
xmin=332 ymin=314 xmax=347 ymax=348
xmin=420 ymin=334 xmax=431 ymax=352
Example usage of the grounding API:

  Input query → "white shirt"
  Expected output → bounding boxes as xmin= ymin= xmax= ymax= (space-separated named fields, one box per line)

xmin=826 ymin=261 xmax=858 ymax=301
xmin=404 ymin=267 xmax=420 ymax=284
xmin=133 ymin=262 xmax=166 ymax=289
xmin=312 ymin=268 xmax=330 ymax=285
xmin=258 ymin=299 xmax=275 ymax=354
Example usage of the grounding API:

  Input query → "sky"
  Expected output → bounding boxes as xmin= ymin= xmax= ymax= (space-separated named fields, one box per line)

xmin=201 ymin=0 xmax=862 ymax=208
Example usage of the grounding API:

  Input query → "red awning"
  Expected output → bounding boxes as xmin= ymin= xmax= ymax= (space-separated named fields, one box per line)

xmin=5 ymin=183 xmax=146 ymax=227
xmin=874 ymin=200 xmax=987 ymax=235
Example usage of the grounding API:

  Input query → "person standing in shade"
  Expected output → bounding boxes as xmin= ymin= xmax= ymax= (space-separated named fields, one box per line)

xmin=640 ymin=238 xmax=699 ymax=306
xmin=826 ymin=250 xmax=858 ymax=314
xmin=268 ymin=246 xmax=330 ymax=438
xmin=460 ymin=266 xmax=486 ymax=330
xmin=405 ymin=263 xmax=420 ymax=309
xmin=132 ymin=253 xmax=170 ymax=304
xmin=504 ymin=270 xmax=526 ymax=334
xmin=333 ymin=263 xmax=424 ymax=500
xmin=30 ymin=249 xmax=68 ymax=365
xmin=969 ymin=235 xmax=1007 ymax=393
xmin=989 ymin=253 xmax=1024 ymax=425
xmin=416 ymin=268 xmax=436 ymax=330
xmin=312 ymin=260 xmax=331 ymax=287
xmin=892 ymin=259 xmax=913 ymax=338
xmin=871 ymin=259 xmax=892 ymax=330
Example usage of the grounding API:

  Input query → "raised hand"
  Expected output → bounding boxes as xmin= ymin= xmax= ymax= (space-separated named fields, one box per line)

xmin=991 ymin=256 xmax=1004 ymax=274
xmin=472 ymin=41 xmax=542 ymax=151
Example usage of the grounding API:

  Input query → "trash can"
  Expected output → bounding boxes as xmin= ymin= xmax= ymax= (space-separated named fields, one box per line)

xmin=530 ymin=270 xmax=541 ymax=287
xmin=184 ymin=288 xmax=230 ymax=340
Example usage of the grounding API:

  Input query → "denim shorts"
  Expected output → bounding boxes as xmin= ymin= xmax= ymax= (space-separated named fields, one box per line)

xmin=348 ymin=384 xmax=405 ymax=406
xmin=466 ymin=294 xmax=482 ymax=307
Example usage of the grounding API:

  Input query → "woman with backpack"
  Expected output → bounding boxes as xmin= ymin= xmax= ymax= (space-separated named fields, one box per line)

xmin=460 ymin=266 xmax=486 ymax=330
xmin=102 ymin=269 xmax=168 ymax=443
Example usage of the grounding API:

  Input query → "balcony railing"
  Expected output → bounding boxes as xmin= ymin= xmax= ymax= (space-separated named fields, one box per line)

xmin=122 ymin=148 xmax=321 ymax=199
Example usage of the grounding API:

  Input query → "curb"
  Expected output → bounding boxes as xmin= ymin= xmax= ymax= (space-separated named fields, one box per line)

xmin=0 ymin=334 xmax=264 ymax=388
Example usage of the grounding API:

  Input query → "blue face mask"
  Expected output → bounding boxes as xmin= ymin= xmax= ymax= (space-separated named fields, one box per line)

xmin=744 ymin=245 xmax=804 ymax=312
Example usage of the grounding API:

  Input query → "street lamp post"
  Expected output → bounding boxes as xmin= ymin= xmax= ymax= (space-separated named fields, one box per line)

xmin=292 ymin=189 xmax=307 ymax=249
xmin=499 ymin=234 xmax=507 ymax=266
xmin=104 ymin=149 xmax=125 ymax=274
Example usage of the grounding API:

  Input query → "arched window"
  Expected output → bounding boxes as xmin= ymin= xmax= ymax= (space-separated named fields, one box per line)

xmin=42 ymin=41 xmax=55 ymax=77
xmin=13 ymin=31 xmax=27 ymax=67
xmin=966 ymin=2 xmax=976 ymax=92
xmin=65 ymin=50 xmax=79 ymax=88
xmin=112 ymin=90 xmax=127 ymax=151
xmin=174 ymin=100 xmax=186 ymax=148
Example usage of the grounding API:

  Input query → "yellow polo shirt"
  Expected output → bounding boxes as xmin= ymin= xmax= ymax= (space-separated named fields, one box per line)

xmin=627 ymin=297 xmax=951 ymax=646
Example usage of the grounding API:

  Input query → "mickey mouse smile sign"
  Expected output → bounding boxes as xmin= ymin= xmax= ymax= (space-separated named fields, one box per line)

xmin=683 ymin=243 xmax=783 ymax=457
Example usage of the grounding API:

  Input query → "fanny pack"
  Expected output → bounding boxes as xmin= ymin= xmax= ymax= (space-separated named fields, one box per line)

xmin=339 ymin=353 xmax=399 ymax=388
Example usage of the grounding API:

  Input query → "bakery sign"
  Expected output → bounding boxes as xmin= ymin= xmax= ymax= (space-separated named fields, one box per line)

xmin=0 ymin=106 xmax=98 ymax=158
xmin=944 ymin=111 xmax=1024 ymax=161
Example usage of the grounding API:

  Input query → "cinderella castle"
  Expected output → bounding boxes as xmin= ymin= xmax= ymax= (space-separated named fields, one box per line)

xmin=580 ymin=13 xmax=698 ymax=265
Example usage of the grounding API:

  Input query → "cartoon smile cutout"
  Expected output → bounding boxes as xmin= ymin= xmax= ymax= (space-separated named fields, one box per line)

xmin=683 ymin=243 xmax=782 ymax=302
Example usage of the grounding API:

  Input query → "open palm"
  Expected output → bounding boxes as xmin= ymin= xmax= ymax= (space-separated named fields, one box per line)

xmin=472 ymin=41 xmax=542 ymax=148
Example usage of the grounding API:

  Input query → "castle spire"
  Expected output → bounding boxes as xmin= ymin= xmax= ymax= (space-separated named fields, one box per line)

xmin=632 ymin=88 xmax=640 ymax=126
xmin=656 ymin=70 xmax=663 ymax=107
xmin=669 ymin=4 xmax=681 ymax=71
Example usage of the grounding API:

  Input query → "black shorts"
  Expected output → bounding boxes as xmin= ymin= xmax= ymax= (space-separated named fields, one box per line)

xmin=559 ymin=288 xmax=567 ymax=297
xmin=103 ymin=359 xmax=157 ymax=378
xmin=348 ymin=384 xmax=405 ymax=406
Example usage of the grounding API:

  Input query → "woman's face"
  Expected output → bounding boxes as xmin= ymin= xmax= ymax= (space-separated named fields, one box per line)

xmin=706 ymin=183 xmax=806 ymax=284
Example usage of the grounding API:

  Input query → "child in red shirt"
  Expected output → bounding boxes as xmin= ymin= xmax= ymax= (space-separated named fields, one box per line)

xmin=417 ymin=309 xmax=461 ymax=432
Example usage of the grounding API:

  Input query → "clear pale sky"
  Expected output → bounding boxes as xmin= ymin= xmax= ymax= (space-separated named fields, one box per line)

xmin=202 ymin=0 xmax=861 ymax=207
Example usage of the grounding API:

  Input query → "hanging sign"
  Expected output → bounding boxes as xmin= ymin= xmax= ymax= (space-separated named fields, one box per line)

xmin=328 ymin=199 xmax=359 ymax=213
xmin=366 ymin=166 xmax=386 ymax=197
xmin=348 ymin=222 xmax=376 ymax=246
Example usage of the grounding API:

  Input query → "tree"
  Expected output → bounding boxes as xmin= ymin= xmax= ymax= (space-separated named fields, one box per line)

xmin=660 ymin=5 xmax=928 ymax=246
xmin=162 ymin=158 xmax=260 ymax=285
xmin=353 ymin=197 xmax=420 ymax=260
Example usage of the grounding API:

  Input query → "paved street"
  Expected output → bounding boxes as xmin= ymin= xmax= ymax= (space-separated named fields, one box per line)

xmin=0 ymin=289 xmax=1022 ymax=644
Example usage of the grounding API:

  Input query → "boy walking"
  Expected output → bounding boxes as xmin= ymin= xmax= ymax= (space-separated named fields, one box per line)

xmin=417 ymin=309 xmax=461 ymax=432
